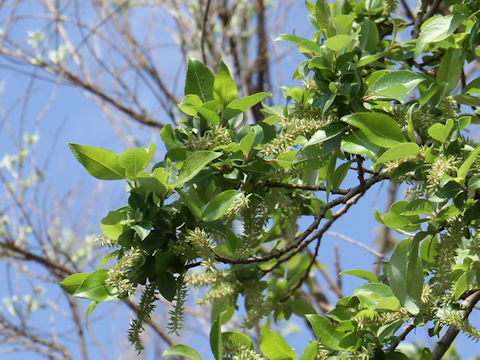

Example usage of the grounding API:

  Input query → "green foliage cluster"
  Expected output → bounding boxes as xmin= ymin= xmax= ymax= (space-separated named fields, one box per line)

xmin=61 ymin=0 xmax=480 ymax=358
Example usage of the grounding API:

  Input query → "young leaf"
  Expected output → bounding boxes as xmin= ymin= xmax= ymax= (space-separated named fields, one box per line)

xmin=300 ymin=341 xmax=319 ymax=360
xmin=354 ymin=283 xmax=400 ymax=311
xmin=118 ymin=143 xmax=156 ymax=180
xmin=315 ymin=0 xmax=335 ymax=37
xmin=223 ymin=92 xmax=271 ymax=120
xmin=375 ymin=143 xmax=419 ymax=166
xmin=437 ymin=48 xmax=465 ymax=96
xmin=185 ymin=58 xmax=214 ymax=102
xmin=260 ymin=322 xmax=297 ymax=360
xmin=85 ymin=301 xmax=98 ymax=327
xmin=275 ymin=34 xmax=322 ymax=54
xmin=341 ymin=112 xmax=405 ymax=148
xmin=162 ymin=344 xmax=203 ymax=360
xmin=456 ymin=144 xmax=480 ymax=183
xmin=100 ymin=209 xmax=127 ymax=240
xmin=415 ymin=14 xmax=466 ymax=57
xmin=340 ymin=269 xmax=379 ymax=283
xmin=72 ymin=269 xmax=118 ymax=302
xmin=367 ymin=71 xmax=425 ymax=103
xmin=137 ymin=168 xmax=169 ymax=196
xmin=305 ymin=314 xmax=343 ymax=350
xmin=60 ymin=273 xmax=89 ymax=294
xmin=325 ymin=34 xmax=353 ymax=51
xmin=427 ymin=119 xmax=454 ymax=142
xmin=221 ymin=332 xmax=254 ymax=350
xmin=69 ymin=143 xmax=125 ymax=180
xmin=202 ymin=190 xmax=243 ymax=222
xmin=170 ymin=151 xmax=222 ymax=187
xmin=213 ymin=61 xmax=237 ymax=109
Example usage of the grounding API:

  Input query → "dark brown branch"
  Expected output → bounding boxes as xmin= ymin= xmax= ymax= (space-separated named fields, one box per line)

xmin=386 ymin=321 xmax=416 ymax=353
xmin=334 ymin=246 xmax=342 ymax=292
xmin=264 ymin=181 xmax=349 ymax=195
xmin=432 ymin=290 xmax=480 ymax=360
xmin=217 ymin=173 xmax=388 ymax=265
xmin=412 ymin=0 xmax=430 ymax=38
xmin=399 ymin=0 xmax=415 ymax=20
xmin=201 ymin=0 xmax=212 ymax=64
xmin=250 ymin=0 xmax=269 ymax=122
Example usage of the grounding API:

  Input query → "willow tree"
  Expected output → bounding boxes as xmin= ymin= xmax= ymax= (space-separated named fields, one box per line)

xmin=61 ymin=0 xmax=480 ymax=359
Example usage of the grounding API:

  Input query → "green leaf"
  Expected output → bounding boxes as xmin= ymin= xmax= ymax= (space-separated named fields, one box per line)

xmin=325 ymin=34 xmax=353 ymax=52
xmin=456 ymin=145 xmax=480 ymax=183
xmin=359 ymin=19 xmax=379 ymax=52
xmin=341 ymin=130 xmax=380 ymax=159
xmin=293 ymin=145 xmax=330 ymax=170
xmin=239 ymin=132 xmax=256 ymax=156
xmin=60 ymin=273 xmax=89 ymax=294
xmin=331 ymin=161 xmax=351 ymax=190
xmin=260 ymin=322 xmax=297 ymax=360
xmin=454 ymin=270 xmax=474 ymax=300
xmin=305 ymin=123 xmax=347 ymax=147
xmin=305 ymin=314 xmax=343 ymax=350
xmin=162 ymin=344 xmax=203 ymax=360
xmin=178 ymin=94 xmax=203 ymax=116
xmin=387 ymin=237 xmax=423 ymax=314
xmin=437 ymin=48 xmax=465 ymax=96
xmin=69 ymin=143 xmax=125 ymax=180
xmin=275 ymin=34 xmax=322 ymax=54
xmin=277 ymin=151 xmax=297 ymax=169
xmin=100 ymin=209 xmax=127 ymax=240
xmin=290 ymin=299 xmax=318 ymax=317
xmin=341 ymin=112 xmax=405 ymax=148
xmin=427 ymin=119 xmax=454 ymax=142
xmin=341 ymin=269 xmax=379 ymax=283
xmin=118 ymin=143 xmax=156 ymax=180
xmin=367 ymin=71 xmax=425 ymax=103
xmin=354 ymin=283 xmax=400 ymax=311
xmin=221 ymin=332 xmax=254 ymax=350
xmin=210 ymin=315 xmax=223 ymax=360
xmin=463 ymin=76 xmax=480 ymax=94
xmin=300 ymin=341 xmax=319 ymax=360
xmin=315 ymin=0 xmax=335 ymax=37
xmin=213 ymin=61 xmax=237 ymax=108
xmin=202 ymin=190 xmax=243 ymax=222
xmin=185 ymin=58 xmax=214 ymax=102
xmin=72 ymin=269 xmax=117 ymax=302
xmin=170 ymin=151 xmax=222 ymax=187
xmin=194 ymin=102 xmax=221 ymax=125
xmin=177 ymin=188 xmax=203 ymax=220
xmin=137 ymin=168 xmax=169 ymax=196
xmin=85 ymin=301 xmax=97 ymax=326
xmin=415 ymin=15 xmax=466 ymax=57
xmin=468 ymin=173 xmax=480 ymax=190
xmin=375 ymin=143 xmax=419 ymax=166
xmin=223 ymin=92 xmax=271 ymax=120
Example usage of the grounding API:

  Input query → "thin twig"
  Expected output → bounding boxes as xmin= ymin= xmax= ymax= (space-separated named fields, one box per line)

xmin=326 ymin=231 xmax=383 ymax=258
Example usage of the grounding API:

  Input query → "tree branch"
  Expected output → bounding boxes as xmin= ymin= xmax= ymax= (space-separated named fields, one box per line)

xmin=432 ymin=290 xmax=480 ymax=360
